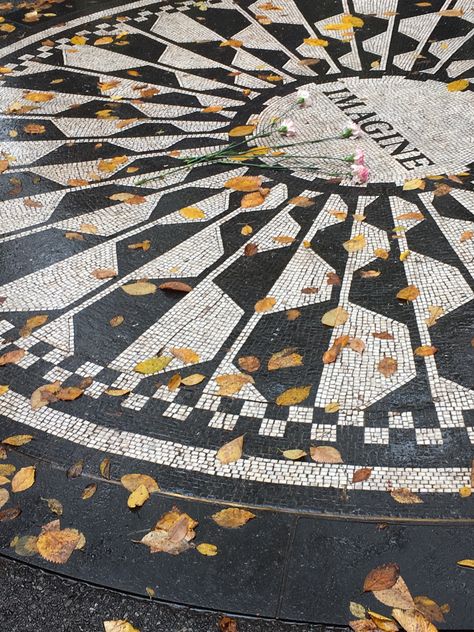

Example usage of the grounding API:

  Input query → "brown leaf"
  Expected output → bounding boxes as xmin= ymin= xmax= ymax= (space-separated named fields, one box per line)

xmin=414 ymin=596 xmax=445 ymax=624
xmin=92 ymin=268 xmax=117 ymax=280
xmin=159 ymin=281 xmax=193 ymax=293
xmin=67 ymin=460 xmax=84 ymax=479
xmin=100 ymin=458 xmax=111 ymax=479
xmin=327 ymin=272 xmax=341 ymax=286
xmin=323 ymin=342 xmax=342 ymax=364
xmin=289 ymin=196 xmax=315 ymax=207
xmin=286 ymin=309 xmax=301 ymax=321
xmin=219 ymin=616 xmax=238 ymax=632
xmin=310 ymin=446 xmax=343 ymax=464
xmin=238 ymin=356 xmax=261 ymax=372
xmin=109 ymin=315 xmax=124 ymax=327
xmin=363 ymin=563 xmax=400 ymax=592
xmin=390 ymin=488 xmax=423 ymax=504
xmin=373 ymin=576 xmax=415 ymax=610
xmin=20 ymin=314 xmax=48 ymax=337
xmin=11 ymin=466 xmax=36 ymax=492
xmin=433 ymin=183 xmax=452 ymax=197
xmin=276 ymin=385 xmax=311 ymax=406
xmin=396 ymin=211 xmax=425 ymax=221
xmin=121 ymin=474 xmax=159 ymax=493
xmin=215 ymin=373 xmax=254 ymax=396
xmin=241 ymin=189 xmax=269 ymax=208
xmin=392 ymin=609 xmax=437 ymax=632
xmin=0 ymin=507 xmax=21 ymax=522
xmin=244 ymin=242 xmax=258 ymax=257
xmin=212 ymin=507 xmax=255 ymax=528
xmin=0 ymin=349 xmax=26 ymax=366
xmin=81 ymin=483 xmax=97 ymax=500
xmin=414 ymin=345 xmax=438 ymax=357
xmin=216 ymin=435 xmax=244 ymax=464
xmin=268 ymin=348 xmax=303 ymax=371
xmin=167 ymin=374 xmax=181 ymax=391
xmin=349 ymin=620 xmax=377 ymax=632
xmin=372 ymin=331 xmax=394 ymax=340
xmin=57 ymin=386 xmax=83 ymax=401
xmin=349 ymin=338 xmax=365 ymax=354
xmin=396 ymin=285 xmax=420 ymax=301
xmin=352 ymin=468 xmax=372 ymax=483
xmin=360 ymin=270 xmax=381 ymax=279
xmin=37 ymin=528 xmax=82 ymax=564
xmin=378 ymin=357 xmax=398 ymax=377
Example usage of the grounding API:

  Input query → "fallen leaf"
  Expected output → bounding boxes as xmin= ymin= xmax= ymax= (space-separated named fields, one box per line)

xmin=0 ymin=507 xmax=21 ymax=522
xmin=402 ymin=178 xmax=425 ymax=191
xmin=241 ymin=189 xmax=269 ymax=208
xmin=276 ymin=385 xmax=311 ymax=406
xmin=212 ymin=507 xmax=255 ymax=529
xmin=24 ymin=123 xmax=46 ymax=134
xmin=303 ymin=37 xmax=328 ymax=46
xmin=105 ymin=388 xmax=130 ymax=397
xmin=67 ymin=460 xmax=84 ymax=479
xmin=109 ymin=315 xmax=124 ymax=327
xmin=228 ymin=125 xmax=256 ymax=137
xmin=397 ymin=211 xmax=425 ymax=221
xmin=0 ymin=465 xmax=15 ymax=476
xmin=216 ymin=435 xmax=244 ymax=464
xmin=268 ymin=348 xmax=303 ymax=371
xmin=0 ymin=488 xmax=9 ymax=509
xmin=0 ymin=349 xmax=26 ymax=366
xmin=202 ymin=105 xmax=223 ymax=113
xmin=216 ymin=373 xmax=254 ymax=396
xmin=179 ymin=206 xmax=206 ymax=219
xmin=128 ymin=483 xmax=150 ymax=509
xmin=70 ymin=35 xmax=87 ymax=45
xmin=325 ymin=401 xmax=340 ymax=413
xmin=159 ymin=281 xmax=193 ymax=293
xmin=224 ymin=176 xmax=262 ymax=192
xmin=343 ymin=234 xmax=366 ymax=252
xmin=414 ymin=345 xmax=438 ymax=357
xmin=414 ymin=596 xmax=445 ymax=624
xmin=181 ymin=374 xmax=206 ymax=386
xmin=390 ymin=488 xmax=423 ymax=504
xmin=43 ymin=498 xmax=63 ymax=515
xmin=433 ymin=183 xmax=452 ymax=197
xmin=349 ymin=338 xmax=365 ymax=354
xmin=360 ymin=270 xmax=381 ymax=279
xmin=373 ymin=332 xmax=394 ymax=340
xmin=220 ymin=39 xmax=243 ymax=47
xmin=57 ymin=386 xmax=83 ymax=401
xmin=396 ymin=285 xmax=419 ymax=301
xmin=425 ymin=306 xmax=444 ymax=327
xmin=438 ymin=8 xmax=464 ymax=16
xmin=460 ymin=230 xmax=474 ymax=243
xmin=65 ymin=232 xmax=84 ymax=241
xmin=94 ymin=36 xmax=114 ymax=46
xmin=2 ymin=435 xmax=32 ymax=446
xmin=104 ymin=621 xmax=140 ymax=632
xmin=322 ymin=306 xmax=349 ymax=327
xmin=352 ymin=468 xmax=372 ymax=483
xmin=349 ymin=601 xmax=367 ymax=619
xmin=24 ymin=91 xmax=54 ymax=102
xmin=241 ymin=225 xmax=253 ymax=235
xmin=310 ymin=446 xmax=343 ymax=463
xmin=457 ymin=559 xmax=474 ymax=568
xmin=287 ymin=309 xmax=301 ymax=320
xmin=109 ymin=192 xmax=146 ymax=205
xmin=121 ymin=474 xmax=159 ymax=493
xmin=367 ymin=611 xmax=398 ymax=632
xmin=170 ymin=347 xmax=200 ymax=364
xmin=364 ymin=563 xmax=400 ymax=592
xmin=0 ymin=159 xmax=9 ymax=174
xmin=327 ymin=272 xmax=341 ymax=286
xmin=447 ymin=79 xmax=469 ymax=92
xmin=459 ymin=486 xmax=472 ymax=498
xmin=238 ymin=356 xmax=261 ymax=372
xmin=167 ymin=374 xmax=181 ymax=391
xmin=392 ymin=608 xmax=437 ymax=632
xmin=134 ymin=356 xmax=171 ymax=374
xmin=255 ymin=296 xmax=276 ymax=313
xmin=11 ymin=466 xmax=35 ymax=492
xmin=196 ymin=542 xmax=218 ymax=556
xmin=374 ymin=248 xmax=389 ymax=260
xmin=282 ymin=449 xmax=307 ymax=461
xmin=289 ymin=196 xmax=315 ymax=207
xmin=219 ymin=617 xmax=238 ymax=632
xmin=373 ymin=576 xmax=415 ymax=610
xmin=99 ymin=458 xmax=111 ymax=479
xmin=11 ymin=534 xmax=38 ymax=557
xmin=0 ymin=385 xmax=8 ymax=397
xmin=244 ymin=243 xmax=258 ymax=257
xmin=122 ymin=281 xmax=156 ymax=296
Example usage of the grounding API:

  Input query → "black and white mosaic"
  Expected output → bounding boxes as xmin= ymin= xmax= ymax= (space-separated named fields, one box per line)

xmin=0 ymin=0 xmax=473 ymax=510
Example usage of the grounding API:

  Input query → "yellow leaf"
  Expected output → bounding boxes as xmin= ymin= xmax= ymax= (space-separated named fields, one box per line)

xmin=374 ymin=248 xmax=389 ymax=260
xmin=0 ymin=465 xmax=15 ymax=476
xmin=121 ymin=281 xmax=157 ymax=296
xmin=400 ymin=250 xmax=410 ymax=262
xmin=171 ymin=347 xmax=200 ymax=364
xmin=134 ymin=356 xmax=172 ymax=374
xmin=0 ymin=385 xmax=9 ymax=397
xmin=98 ymin=156 xmax=127 ymax=171
xmin=70 ymin=35 xmax=87 ymax=45
xmin=343 ymin=234 xmax=367 ymax=252
xmin=457 ymin=559 xmax=474 ymax=568
xmin=81 ymin=483 xmax=97 ymax=500
xmin=241 ymin=224 xmax=253 ymax=235
xmin=196 ymin=542 xmax=218 ymax=556
xmin=179 ymin=206 xmax=206 ymax=219
xmin=224 ymin=175 xmax=262 ymax=192
xmin=390 ymin=488 xmax=423 ymax=504
xmin=414 ymin=345 xmax=438 ymax=357
xmin=272 ymin=235 xmax=295 ymax=244
xmin=254 ymin=296 xmax=276 ymax=313
xmin=216 ymin=435 xmax=244 ymax=464
xmin=215 ymin=373 xmax=254 ymax=396
xmin=105 ymin=388 xmax=130 ymax=397
xmin=276 ymin=385 xmax=311 ymax=406
xmin=268 ymin=348 xmax=303 ymax=371
xmin=459 ymin=486 xmax=472 ymax=498
xmin=0 ymin=488 xmax=9 ymax=509
xmin=220 ymin=39 xmax=243 ymax=47
xmin=11 ymin=466 xmax=36 ymax=492
xmin=181 ymin=374 xmax=206 ymax=386
xmin=282 ymin=449 xmax=307 ymax=460
xmin=2 ymin=434 xmax=33 ymax=446
xmin=342 ymin=14 xmax=364 ymax=27
xmin=104 ymin=621 xmax=140 ymax=632
xmin=241 ymin=190 xmax=268 ymax=208
xmin=228 ymin=125 xmax=256 ymax=137
xmin=212 ymin=507 xmax=255 ymax=528
xmin=202 ymin=105 xmax=223 ymax=113
xmin=392 ymin=608 xmax=438 ymax=632
xmin=321 ymin=306 xmax=349 ymax=327
xmin=402 ymin=178 xmax=425 ymax=191
xmin=310 ymin=446 xmax=343 ymax=463
xmin=127 ymin=483 xmax=150 ymax=509
xmin=121 ymin=474 xmax=159 ymax=493
xmin=37 ymin=528 xmax=82 ymax=564
xmin=167 ymin=374 xmax=181 ymax=391
xmin=324 ymin=401 xmax=340 ymax=413
xmin=303 ymin=37 xmax=328 ymax=47
xmin=396 ymin=285 xmax=420 ymax=301
xmin=94 ymin=36 xmax=113 ymax=46
xmin=447 ymin=79 xmax=469 ymax=92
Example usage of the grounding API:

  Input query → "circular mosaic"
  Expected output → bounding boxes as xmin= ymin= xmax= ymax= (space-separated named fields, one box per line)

xmin=0 ymin=0 xmax=473 ymax=511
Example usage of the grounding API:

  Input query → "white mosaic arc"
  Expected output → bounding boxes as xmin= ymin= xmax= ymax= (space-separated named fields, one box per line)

xmin=2 ymin=389 xmax=470 ymax=493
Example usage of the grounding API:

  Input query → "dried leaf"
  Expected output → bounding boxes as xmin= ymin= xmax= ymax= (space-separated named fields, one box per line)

xmin=343 ymin=234 xmax=366 ymax=252
xmin=459 ymin=486 xmax=472 ymax=498
xmin=110 ymin=315 xmax=124 ymax=327
xmin=349 ymin=602 xmax=367 ymax=619
xmin=241 ymin=225 xmax=253 ymax=235
xmin=2 ymin=434 xmax=33 ymax=446
xmin=202 ymin=105 xmax=223 ymax=113
xmin=228 ymin=125 xmax=256 ymax=137
xmin=100 ymin=458 xmax=111 ymax=479
xmin=460 ymin=230 xmax=473 ymax=243
xmin=121 ymin=474 xmax=159 ymax=493
xmin=349 ymin=338 xmax=365 ymax=354
xmin=224 ymin=176 xmax=262 ymax=192
xmin=24 ymin=123 xmax=46 ymax=134
xmin=67 ymin=460 xmax=84 ymax=479
xmin=352 ymin=468 xmax=372 ymax=483
xmin=179 ymin=206 xmax=206 ymax=219
xmin=373 ymin=331 xmax=394 ymax=340
xmin=289 ymin=196 xmax=315 ymax=207
xmin=397 ymin=211 xmax=425 ymax=221
xmin=244 ymin=243 xmax=258 ymax=257
xmin=196 ymin=543 xmax=218 ymax=556
xmin=414 ymin=345 xmax=438 ymax=357
xmin=238 ymin=356 xmax=261 ymax=372
xmin=37 ymin=527 xmax=82 ymax=564
xmin=303 ymin=37 xmax=328 ymax=46
xmin=70 ymin=35 xmax=87 ymax=45
xmin=322 ymin=306 xmax=349 ymax=327
xmin=390 ymin=488 xmax=423 ymax=504
xmin=360 ymin=270 xmax=381 ymax=279
xmin=378 ymin=357 xmax=398 ymax=377
xmin=0 ymin=507 xmax=21 ymax=522
xmin=396 ymin=285 xmax=419 ymax=301
xmin=57 ymin=386 xmax=83 ymax=401
xmin=402 ymin=178 xmax=425 ymax=191
xmin=447 ymin=79 xmax=469 ymax=92
xmin=373 ymin=576 xmax=415 ymax=610
xmin=0 ymin=488 xmax=9 ymax=509
xmin=0 ymin=464 xmax=16 ymax=476
xmin=310 ymin=446 xmax=343 ymax=463
xmin=325 ymin=401 xmax=340 ymax=413
xmin=122 ymin=281 xmax=156 ymax=295
xmin=159 ymin=281 xmax=193 ymax=293
xmin=364 ymin=563 xmax=400 ymax=592
xmin=255 ymin=296 xmax=276 ymax=313
xmin=24 ymin=91 xmax=54 ymax=102
xmin=181 ymin=374 xmax=206 ymax=386
xmin=171 ymin=347 xmax=200 ymax=364
xmin=367 ymin=612 xmax=398 ymax=632
xmin=216 ymin=435 xmax=244 ymax=464
xmin=216 ymin=373 xmax=254 ymax=396
xmin=220 ymin=39 xmax=243 ymax=47
xmin=43 ymin=498 xmax=63 ymax=515
xmin=282 ymin=449 xmax=307 ymax=460
xmin=457 ymin=559 xmax=474 ymax=568
xmin=81 ymin=483 xmax=97 ymax=500
xmin=212 ymin=507 xmax=255 ymax=528
xmin=128 ymin=483 xmax=150 ymax=509
xmin=287 ymin=309 xmax=301 ymax=321
xmin=433 ymin=183 xmax=452 ymax=197
xmin=375 ymin=248 xmax=390 ymax=260
xmin=0 ymin=349 xmax=26 ymax=366
xmin=94 ymin=36 xmax=114 ymax=46
xmin=276 ymin=385 xmax=311 ymax=406
xmin=425 ymin=306 xmax=444 ymax=327
xmin=104 ymin=621 xmax=140 ymax=632
xmin=327 ymin=272 xmax=341 ymax=286
xmin=11 ymin=466 xmax=35 ymax=492
xmin=167 ymin=374 xmax=181 ymax=391
xmin=134 ymin=356 xmax=172 ymax=374
xmin=268 ymin=348 xmax=303 ymax=371
xmin=219 ymin=617 xmax=238 ymax=632
xmin=414 ymin=596 xmax=445 ymax=624
xmin=241 ymin=190 xmax=268 ymax=208
xmin=392 ymin=609 xmax=437 ymax=632
xmin=12 ymin=535 xmax=38 ymax=557
xmin=20 ymin=314 xmax=48 ymax=337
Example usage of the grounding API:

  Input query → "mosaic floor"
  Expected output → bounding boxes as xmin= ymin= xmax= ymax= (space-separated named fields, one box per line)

xmin=0 ymin=0 xmax=473 ymax=626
